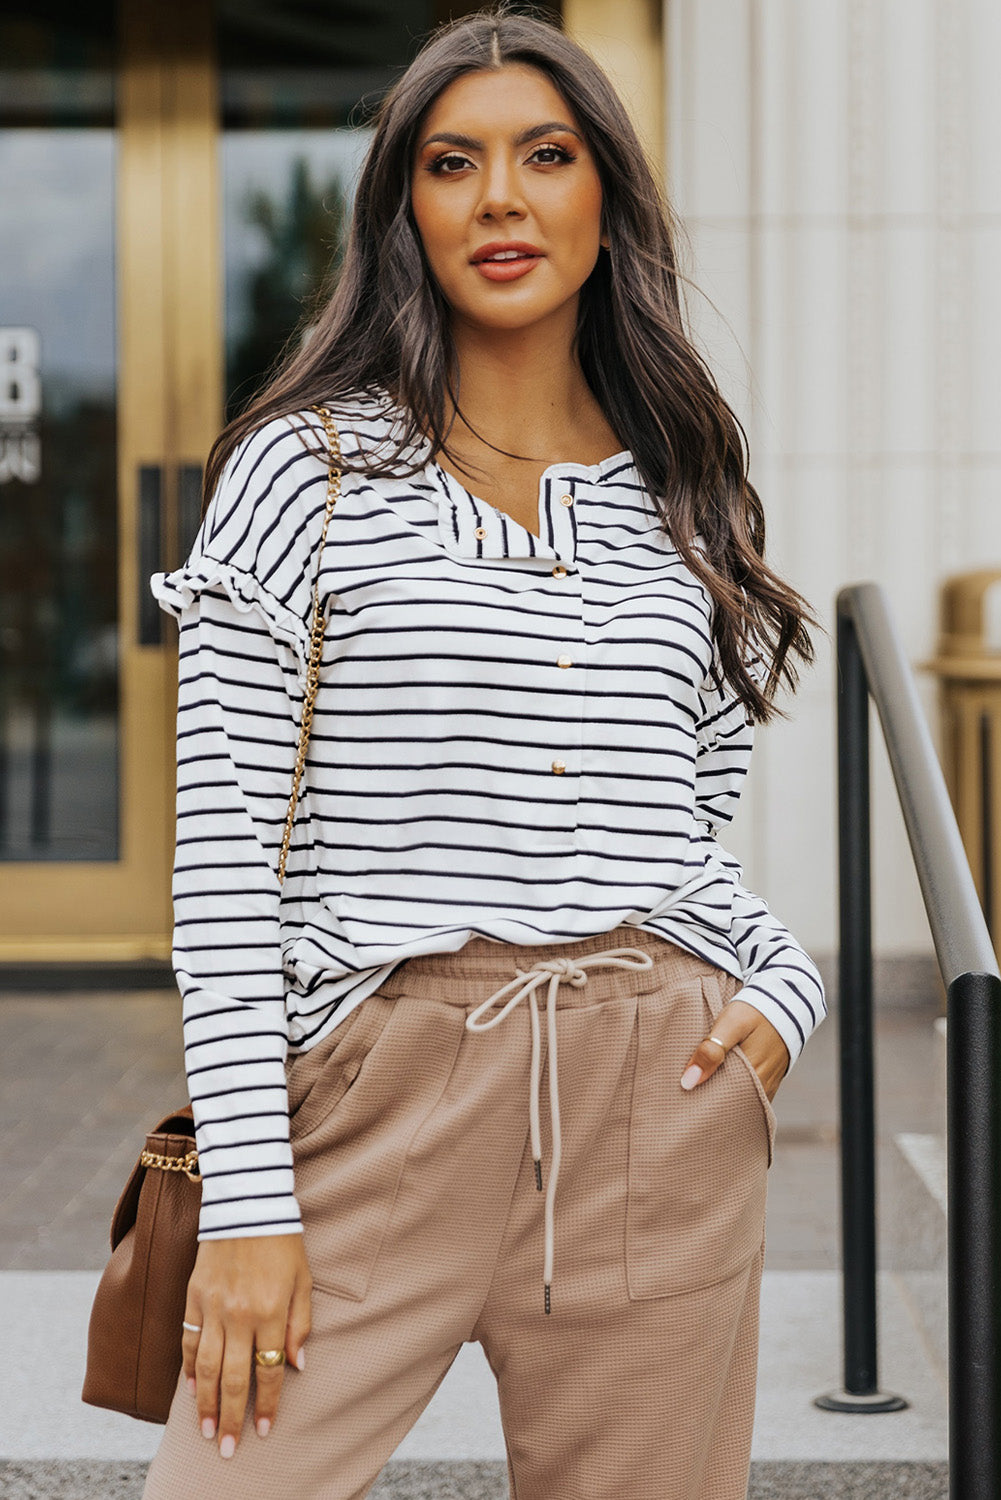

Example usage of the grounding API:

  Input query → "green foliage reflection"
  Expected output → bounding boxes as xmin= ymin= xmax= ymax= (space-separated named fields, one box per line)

xmin=226 ymin=157 xmax=347 ymax=420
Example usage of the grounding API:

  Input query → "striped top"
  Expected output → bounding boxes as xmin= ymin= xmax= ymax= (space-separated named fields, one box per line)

xmin=152 ymin=392 xmax=826 ymax=1240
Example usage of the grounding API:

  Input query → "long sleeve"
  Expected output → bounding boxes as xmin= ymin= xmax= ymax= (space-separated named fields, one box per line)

xmin=169 ymin=587 xmax=305 ymax=1238
xmin=151 ymin=417 xmax=327 ymax=1238
xmin=693 ymin=648 xmax=827 ymax=1070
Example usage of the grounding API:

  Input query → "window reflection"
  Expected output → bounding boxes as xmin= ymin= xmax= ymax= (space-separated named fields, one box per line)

xmin=223 ymin=131 xmax=371 ymax=419
xmin=0 ymin=8 xmax=119 ymax=861
xmin=219 ymin=0 xmax=428 ymax=417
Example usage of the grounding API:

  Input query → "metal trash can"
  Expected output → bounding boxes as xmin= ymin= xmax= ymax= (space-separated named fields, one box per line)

xmin=923 ymin=569 xmax=1001 ymax=957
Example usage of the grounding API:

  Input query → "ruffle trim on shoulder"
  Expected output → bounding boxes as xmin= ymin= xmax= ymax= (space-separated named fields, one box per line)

xmin=150 ymin=554 xmax=310 ymax=685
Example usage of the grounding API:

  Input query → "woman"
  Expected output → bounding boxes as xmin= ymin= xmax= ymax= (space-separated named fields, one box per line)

xmin=144 ymin=8 xmax=825 ymax=1499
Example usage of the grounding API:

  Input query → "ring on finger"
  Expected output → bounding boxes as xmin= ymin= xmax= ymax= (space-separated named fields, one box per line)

xmin=182 ymin=1321 xmax=202 ymax=1334
xmin=707 ymin=1035 xmax=728 ymax=1054
xmin=254 ymin=1348 xmax=286 ymax=1368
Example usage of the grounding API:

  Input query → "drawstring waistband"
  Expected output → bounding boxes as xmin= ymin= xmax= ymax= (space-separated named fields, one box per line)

xmin=464 ymin=946 xmax=655 ymax=1314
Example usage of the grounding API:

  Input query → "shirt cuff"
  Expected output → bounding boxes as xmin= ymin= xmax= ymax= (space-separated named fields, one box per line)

xmin=730 ymin=966 xmax=826 ymax=1073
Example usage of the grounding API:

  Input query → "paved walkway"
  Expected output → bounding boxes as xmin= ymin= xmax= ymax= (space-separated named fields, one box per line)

xmin=0 ymin=977 xmax=950 ymax=1496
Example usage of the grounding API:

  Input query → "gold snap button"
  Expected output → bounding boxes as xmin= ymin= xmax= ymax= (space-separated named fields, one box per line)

xmin=557 ymin=655 xmax=573 ymax=669
xmin=552 ymin=565 xmax=567 ymax=579
xmin=551 ymin=759 xmax=567 ymax=775
xmin=559 ymin=494 xmax=574 ymax=507
xmin=473 ymin=526 xmax=487 ymax=540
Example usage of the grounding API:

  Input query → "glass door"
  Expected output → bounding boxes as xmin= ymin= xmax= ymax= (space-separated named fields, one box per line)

xmin=0 ymin=0 xmax=220 ymax=959
xmin=0 ymin=8 xmax=119 ymax=867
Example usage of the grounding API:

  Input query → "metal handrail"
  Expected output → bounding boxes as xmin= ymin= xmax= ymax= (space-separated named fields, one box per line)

xmin=821 ymin=582 xmax=1001 ymax=1498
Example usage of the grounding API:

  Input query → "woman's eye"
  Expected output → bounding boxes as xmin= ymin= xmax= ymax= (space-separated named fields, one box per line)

xmin=427 ymin=153 xmax=470 ymax=175
xmin=529 ymin=144 xmax=576 ymax=165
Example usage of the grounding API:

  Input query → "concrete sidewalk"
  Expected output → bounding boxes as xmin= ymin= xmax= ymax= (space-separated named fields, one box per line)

xmin=0 ymin=1269 xmax=947 ymax=1470
xmin=0 ymin=980 xmax=950 ymax=1497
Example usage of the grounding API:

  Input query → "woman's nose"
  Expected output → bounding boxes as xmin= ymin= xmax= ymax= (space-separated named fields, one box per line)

xmin=475 ymin=160 xmax=527 ymax=222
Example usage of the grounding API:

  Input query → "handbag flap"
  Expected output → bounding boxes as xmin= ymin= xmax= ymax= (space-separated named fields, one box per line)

xmin=109 ymin=1106 xmax=197 ymax=1250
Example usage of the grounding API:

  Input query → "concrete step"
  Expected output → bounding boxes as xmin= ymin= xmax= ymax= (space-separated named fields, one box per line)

xmin=887 ymin=1130 xmax=948 ymax=1383
xmin=0 ymin=1458 xmax=950 ymax=1498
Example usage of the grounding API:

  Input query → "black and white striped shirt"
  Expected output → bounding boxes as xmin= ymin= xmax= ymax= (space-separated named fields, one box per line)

xmin=152 ymin=393 xmax=826 ymax=1239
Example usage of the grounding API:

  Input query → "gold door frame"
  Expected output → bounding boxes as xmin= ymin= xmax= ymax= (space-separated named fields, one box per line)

xmin=0 ymin=0 xmax=220 ymax=960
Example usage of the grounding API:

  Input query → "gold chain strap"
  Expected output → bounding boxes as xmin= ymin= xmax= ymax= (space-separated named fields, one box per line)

xmin=278 ymin=404 xmax=343 ymax=883
xmin=140 ymin=1148 xmax=201 ymax=1182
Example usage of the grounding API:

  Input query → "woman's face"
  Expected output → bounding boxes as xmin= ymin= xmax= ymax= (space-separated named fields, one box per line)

xmin=410 ymin=64 xmax=607 ymax=337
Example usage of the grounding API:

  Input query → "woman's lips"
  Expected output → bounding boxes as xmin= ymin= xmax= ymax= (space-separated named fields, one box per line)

xmin=475 ymin=256 xmax=541 ymax=281
xmin=472 ymin=251 xmax=544 ymax=282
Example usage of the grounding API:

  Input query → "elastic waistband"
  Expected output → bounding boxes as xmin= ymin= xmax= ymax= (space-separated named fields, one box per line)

xmin=377 ymin=926 xmax=721 ymax=1008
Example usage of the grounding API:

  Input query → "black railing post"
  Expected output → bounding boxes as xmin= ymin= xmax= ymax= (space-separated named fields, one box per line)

xmin=948 ymin=969 xmax=1001 ymax=1498
xmin=836 ymin=601 xmax=877 ymax=1394
xmin=816 ymin=582 xmax=1001 ymax=1486
xmin=815 ymin=599 xmax=906 ymax=1412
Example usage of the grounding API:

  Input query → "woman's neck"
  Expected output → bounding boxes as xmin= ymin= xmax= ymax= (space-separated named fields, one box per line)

xmin=446 ymin=317 xmax=618 ymax=466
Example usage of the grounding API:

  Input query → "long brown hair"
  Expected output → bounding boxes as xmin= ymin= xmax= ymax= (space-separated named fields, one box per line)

xmin=204 ymin=4 xmax=817 ymax=722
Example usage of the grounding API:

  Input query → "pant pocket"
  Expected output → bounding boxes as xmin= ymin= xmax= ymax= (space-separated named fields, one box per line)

xmin=291 ymin=992 xmax=465 ymax=1302
xmin=702 ymin=969 xmax=778 ymax=1169
xmin=626 ymin=972 xmax=769 ymax=1300
xmin=287 ymin=997 xmax=392 ymax=1144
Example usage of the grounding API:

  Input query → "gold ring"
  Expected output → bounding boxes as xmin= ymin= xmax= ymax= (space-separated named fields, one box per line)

xmin=254 ymin=1348 xmax=286 ymax=1368
xmin=707 ymin=1035 xmax=728 ymax=1053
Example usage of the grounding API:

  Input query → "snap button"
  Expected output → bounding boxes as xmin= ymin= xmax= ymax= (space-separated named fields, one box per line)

xmin=552 ymin=565 xmax=567 ymax=579
xmin=473 ymin=526 xmax=487 ymax=540
xmin=559 ymin=494 xmax=574 ymax=507
xmin=551 ymin=759 xmax=567 ymax=774
xmin=557 ymin=655 xmax=573 ymax=669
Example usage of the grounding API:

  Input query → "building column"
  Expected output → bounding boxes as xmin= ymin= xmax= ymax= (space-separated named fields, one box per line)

xmin=664 ymin=0 xmax=996 ymax=963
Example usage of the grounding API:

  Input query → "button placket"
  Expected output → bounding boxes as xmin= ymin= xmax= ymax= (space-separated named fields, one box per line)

xmin=540 ymin=660 xmax=584 ymax=843
xmin=544 ymin=477 xmax=577 ymax=564
xmin=469 ymin=500 xmax=492 ymax=555
xmin=532 ymin=549 xmax=584 ymax=849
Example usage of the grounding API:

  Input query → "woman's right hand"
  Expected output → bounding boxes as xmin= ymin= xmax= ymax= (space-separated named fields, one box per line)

xmin=181 ymin=1233 xmax=312 ymax=1458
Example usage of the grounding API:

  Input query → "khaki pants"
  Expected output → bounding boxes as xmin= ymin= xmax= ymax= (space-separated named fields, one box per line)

xmin=143 ymin=926 xmax=774 ymax=1500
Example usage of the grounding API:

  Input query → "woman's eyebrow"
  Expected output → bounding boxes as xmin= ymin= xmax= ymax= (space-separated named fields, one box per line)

xmin=419 ymin=121 xmax=584 ymax=151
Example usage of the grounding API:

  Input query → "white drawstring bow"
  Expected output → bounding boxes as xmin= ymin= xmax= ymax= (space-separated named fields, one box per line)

xmin=465 ymin=946 xmax=654 ymax=1313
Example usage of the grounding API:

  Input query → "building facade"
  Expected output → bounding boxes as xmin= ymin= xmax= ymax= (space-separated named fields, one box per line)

xmin=666 ymin=0 xmax=1001 ymax=969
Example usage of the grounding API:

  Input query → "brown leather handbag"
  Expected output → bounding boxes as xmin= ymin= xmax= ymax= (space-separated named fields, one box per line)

xmin=82 ymin=1109 xmax=202 ymax=1422
xmin=81 ymin=406 xmax=342 ymax=1422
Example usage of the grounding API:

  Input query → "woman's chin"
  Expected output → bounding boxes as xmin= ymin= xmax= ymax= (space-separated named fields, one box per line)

xmin=452 ymin=295 xmax=581 ymax=339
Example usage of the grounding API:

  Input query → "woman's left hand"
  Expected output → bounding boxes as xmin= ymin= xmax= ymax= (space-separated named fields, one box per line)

xmin=679 ymin=1000 xmax=790 ymax=1103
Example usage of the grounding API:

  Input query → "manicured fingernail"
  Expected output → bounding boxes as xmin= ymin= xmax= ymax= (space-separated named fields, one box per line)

xmin=681 ymin=1064 xmax=703 ymax=1091
xmin=295 ymin=1349 xmax=306 ymax=1371
xmin=257 ymin=1417 xmax=271 ymax=1438
xmin=187 ymin=1377 xmax=196 ymax=1396
xmin=201 ymin=1417 xmax=215 ymax=1440
xmin=219 ymin=1434 xmax=236 ymax=1460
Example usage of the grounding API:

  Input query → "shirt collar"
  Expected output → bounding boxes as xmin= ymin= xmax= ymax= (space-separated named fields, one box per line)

xmin=366 ymin=388 xmax=642 ymax=563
